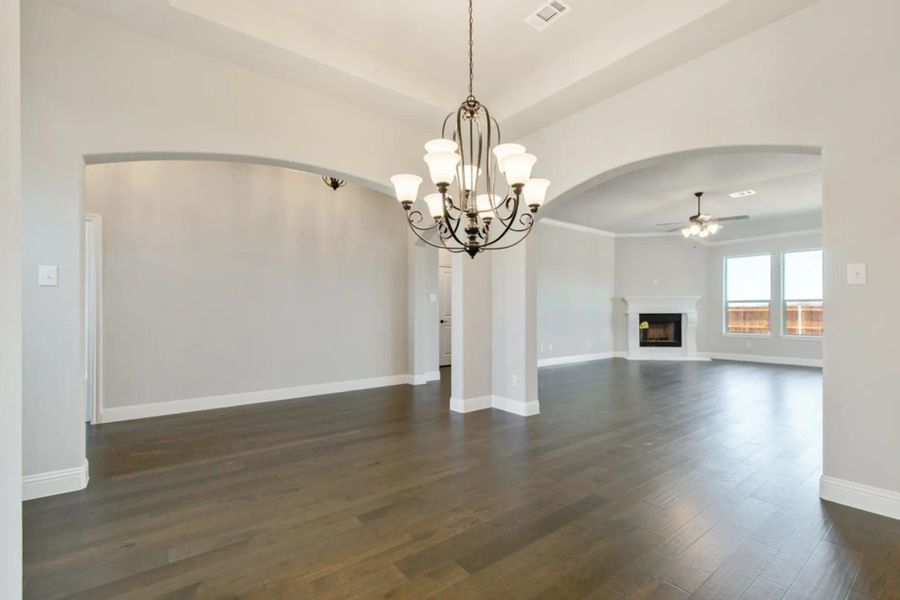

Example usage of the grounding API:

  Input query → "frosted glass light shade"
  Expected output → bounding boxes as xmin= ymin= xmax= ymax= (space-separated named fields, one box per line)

xmin=681 ymin=228 xmax=691 ymax=238
xmin=698 ymin=228 xmax=710 ymax=238
xmin=458 ymin=164 xmax=482 ymax=191
xmin=503 ymin=153 xmax=537 ymax=186
xmin=523 ymin=178 xmax=550 ymax=208
xmin=476 ymin=194 xmax=501 ymax=214
xmin=390 ymin=174 xmax=422 ymax=203
xmin=688 ymin=223 xmax=701 ymax=235
xmin=424 ymin=193 xmax=444 ymax=219
xmin=424 ymin=138 xmax=459 ymax=153
xmin=492 ymin=143 xmax=526 ymax=174
xmin=707 ymin=223 xmax=721 ymax=234
xmin=423 ymin=152 xmax=461 ymax=185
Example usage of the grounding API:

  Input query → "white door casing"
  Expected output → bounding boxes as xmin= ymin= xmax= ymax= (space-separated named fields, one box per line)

xmin=439 ymin=264 xmax=452 ymax=366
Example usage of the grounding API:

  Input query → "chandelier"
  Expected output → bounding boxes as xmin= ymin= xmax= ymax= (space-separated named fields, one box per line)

xmin=390 ymin=0 xmax=550 ymax=257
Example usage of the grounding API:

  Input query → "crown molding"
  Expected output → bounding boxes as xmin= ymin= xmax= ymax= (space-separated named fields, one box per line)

xmin=538 ymin=218 xmax=616 ymax=237
xmin=538 ymin=218 xmax=820 ymax=246
xmin=702 ymin=228 xmax=822 ymax=246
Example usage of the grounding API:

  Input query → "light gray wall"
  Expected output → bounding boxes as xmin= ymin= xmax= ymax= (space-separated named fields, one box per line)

xmin=704 ymin=231 xmax=823 ymax=360
xmin=86 ymin=161 xmax=408 ymax=409
xmin=21 ymin=0 xmax=430 ymax=478
xmin=613 ymin=237 xmax=708 ymax=351
xmin=0 ymin=0 xmax=23 ymax=593
xmin=535 ymin=223 xmax=615 ymax=359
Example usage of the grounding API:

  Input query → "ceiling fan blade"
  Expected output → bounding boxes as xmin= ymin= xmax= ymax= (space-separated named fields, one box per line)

xmin=665 ymin=226 xmax=685 ymax=233
xmin=655 ymin=222 xmax=686 ymax=227
xmin=709 ymin=215 xmax=749 ymax=222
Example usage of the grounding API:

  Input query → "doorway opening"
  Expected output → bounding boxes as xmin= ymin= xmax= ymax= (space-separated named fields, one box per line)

xmin=438 ymin=249 xmax=452 ymax=367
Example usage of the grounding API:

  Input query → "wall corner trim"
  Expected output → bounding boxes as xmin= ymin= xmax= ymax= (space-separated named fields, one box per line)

xmin=449 ymin=395 xmax=493 ymax=413
xmin=23 ymin=459 xmax=89 ymax=501
xmin=491 ymin=395 xmax=540 ymax=417
xmin=820 ymin=476 xmax=900 ymax=521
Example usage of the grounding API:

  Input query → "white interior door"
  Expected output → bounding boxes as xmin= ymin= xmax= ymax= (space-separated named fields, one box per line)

xmin=438 ymin=264 xmax=452 ymax=366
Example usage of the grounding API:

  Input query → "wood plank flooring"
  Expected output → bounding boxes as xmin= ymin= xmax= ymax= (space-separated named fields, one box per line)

xmin=23 ymin=359 xmax=900 ymax=598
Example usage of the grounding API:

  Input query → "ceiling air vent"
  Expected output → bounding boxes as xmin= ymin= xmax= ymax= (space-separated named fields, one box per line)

xmin=525 ymin=0 xmax=571 ymax=31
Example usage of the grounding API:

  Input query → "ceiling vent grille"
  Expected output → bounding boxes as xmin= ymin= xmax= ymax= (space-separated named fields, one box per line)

xmin=525 ymin=1 xmax=571 ymax=31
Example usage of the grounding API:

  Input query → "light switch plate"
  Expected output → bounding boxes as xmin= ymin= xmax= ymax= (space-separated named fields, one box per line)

xmin=38 ymin=265 xmax=59 ymax=287
xmin=846 ymin=263 xmax=867 ymax=285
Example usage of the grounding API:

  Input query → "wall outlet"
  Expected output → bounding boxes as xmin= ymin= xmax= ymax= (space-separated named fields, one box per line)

xmin=428 ymin=293 xmax=437 ymax=302
xmin=511 ymin=375 xmax=518 ymax=387
xmin=539 ymin=343 xmax=544 ymax=353
xmin=847 ymin=263 xmax=867 ymax=285
xmin=38 ymin=265 xmax=59 ymax=287
xmin=549 ymin=344 xmax=553 ymax=351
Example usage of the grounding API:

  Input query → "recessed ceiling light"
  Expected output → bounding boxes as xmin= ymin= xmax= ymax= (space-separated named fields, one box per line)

xmin=729 ymin=189 xmax=757 ymax=198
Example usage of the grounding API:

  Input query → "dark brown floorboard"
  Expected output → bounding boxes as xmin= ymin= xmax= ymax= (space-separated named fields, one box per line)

xmin=23 ymin=359 xmax=900 ymax=598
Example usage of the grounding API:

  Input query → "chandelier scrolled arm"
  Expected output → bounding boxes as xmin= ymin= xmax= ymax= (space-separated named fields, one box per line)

xmin=389 ymin=0 xmax=550 ymax=258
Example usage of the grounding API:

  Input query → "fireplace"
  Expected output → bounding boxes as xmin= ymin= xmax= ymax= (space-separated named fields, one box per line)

xmin=639 ymin=313 xmax=682 ymax=347
xmin=623 ymin=296 xmax=706 ymax=361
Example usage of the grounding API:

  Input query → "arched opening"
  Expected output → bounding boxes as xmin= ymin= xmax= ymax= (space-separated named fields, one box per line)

xmin=79 ymin=155 xmax=424 ymax=440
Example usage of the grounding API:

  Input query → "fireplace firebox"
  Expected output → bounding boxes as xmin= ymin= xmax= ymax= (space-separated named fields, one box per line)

xmin=639 ymin=313 xmax=682 ymax=347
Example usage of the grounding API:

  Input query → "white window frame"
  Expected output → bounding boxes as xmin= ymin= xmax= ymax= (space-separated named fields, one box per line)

xmin=723 ymin=253 xmax=772 ymax=337
xmin=780 ymin=248 xmax=824 ymax=340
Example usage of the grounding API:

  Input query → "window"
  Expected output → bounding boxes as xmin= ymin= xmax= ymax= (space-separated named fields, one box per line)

xmin=725 ymin=254 xmax=771 ymax=334
xmin=783 ymin=249 xmax=823 ymax=336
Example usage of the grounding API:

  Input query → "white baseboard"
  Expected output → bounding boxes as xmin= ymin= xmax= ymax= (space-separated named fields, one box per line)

xmin=491 ymin=395 xmax=540 ymax=416
xmin=450 ymin=394 xmax=540 ymax=416
xmin=623 ymin=355 xmax=711 ymax=362
xmin=23 ymin=458 xmax=89 ymax=501
xmin=101 ymin=374 xmax=417 ymax=423
xmin=449 ymin=395 xmax=493 ymax=413
xmin=705 ymin=352 xmax=822 ymax=368
xmin=537 ymin=351 xmax=615 ymax=367
xmin=820 ymin=476 xmax=900 ymax=521
xmin=425 ymin=370 xmax=441 ymax=382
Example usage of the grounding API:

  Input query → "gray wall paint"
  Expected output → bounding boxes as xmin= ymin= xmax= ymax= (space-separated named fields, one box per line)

xmin=613 ymin=237 xmax=708 ymax=351
xmin=535 ymin=224 xmax=615 ymax=359
xmin=1 ymin=0 xmax=23 ymax=592
xmin=704 ymin=232 xmax=823 ymax=360
xmin=86 ymin=161 xmax=408 ymax=409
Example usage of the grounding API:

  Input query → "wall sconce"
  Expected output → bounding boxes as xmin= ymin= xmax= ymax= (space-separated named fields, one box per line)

xmin=322 ymin=176 xmax=346 ymax=191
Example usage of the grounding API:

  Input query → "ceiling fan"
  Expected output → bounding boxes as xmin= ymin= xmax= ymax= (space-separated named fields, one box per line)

xmin=657 ymin=191 xmax=749 ymax=238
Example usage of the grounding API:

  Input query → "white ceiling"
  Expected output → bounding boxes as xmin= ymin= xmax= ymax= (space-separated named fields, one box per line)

xmin=50 ymin=0 xmax=819 ymax=135
xmin=542 ymin=151 xmax=822 ymax=240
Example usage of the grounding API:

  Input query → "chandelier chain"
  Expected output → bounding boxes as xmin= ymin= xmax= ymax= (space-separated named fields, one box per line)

xmin=468 ymin=0 xmax=474 ymax=99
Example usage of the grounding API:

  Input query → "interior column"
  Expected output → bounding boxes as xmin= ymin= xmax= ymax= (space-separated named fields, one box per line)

xmin=449 ymin=252 xmax=493 ymax=411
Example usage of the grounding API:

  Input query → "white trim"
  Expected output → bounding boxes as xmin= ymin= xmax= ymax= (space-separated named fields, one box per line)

xmin=449 ymin=395 xmax=493 ymax=413
xmin=23 ymin=459 xmax=89 ymax=501
xmin=84 ymin=213 xmax=103 ymax=424
xmin=100 ymin=374 xmax=417 ymax=423
xmin=409 ymin=371 xmax=442 ymax=385
xmin=491 ymin=395 xmax=540 ymax=416
xmin=425 ymin=370 xmax=441 ymax=382
xmin=624 ymin=355 xmax=711 ymax=362
xmin=820 ymin=476 xmax=900 ymax=521
xmin=704 ymin=352 xmax=822 ymax=367
xmin=539 ymin=219 xmax=820 ymax=246
xmin=537 ymin=351 xmax=615 ymax=367
xmin=450 ymin=394 xmax=540 ymax=416
xmin=538 ymin=218 xmax=615 ymax=237
xmin=614 ymin=231 xmax=682 ymax=239
xmin=705 ymin=228 xmax=822 ymax=246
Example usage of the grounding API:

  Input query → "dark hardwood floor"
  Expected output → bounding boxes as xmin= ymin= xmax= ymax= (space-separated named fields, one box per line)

xmin=24 ymin=359 xmax=900 ymax=599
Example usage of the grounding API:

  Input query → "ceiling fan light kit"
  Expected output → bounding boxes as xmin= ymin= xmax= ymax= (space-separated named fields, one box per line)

xmin=664 ymin=191 xmax=749 ymax=239
xmin=390 ymin=0 xmax=549 ymax=258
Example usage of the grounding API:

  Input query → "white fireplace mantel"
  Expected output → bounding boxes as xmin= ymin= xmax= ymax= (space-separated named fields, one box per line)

xmin=621 ymin=296 xmax=709 ymax=361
